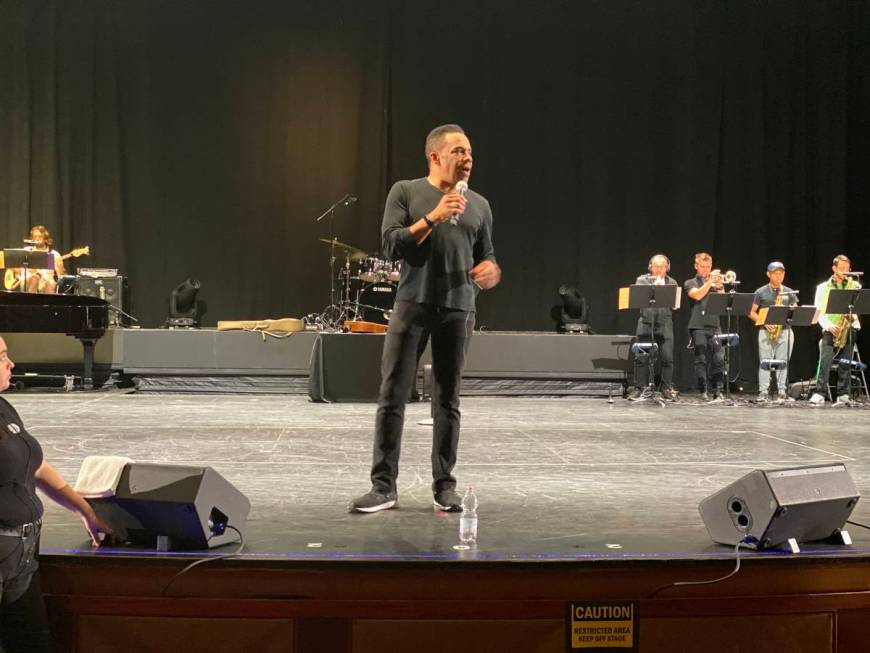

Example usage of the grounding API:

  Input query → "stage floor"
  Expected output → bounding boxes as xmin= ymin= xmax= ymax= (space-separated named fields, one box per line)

xmin=18 ymin=391 xmax=870 ymax=563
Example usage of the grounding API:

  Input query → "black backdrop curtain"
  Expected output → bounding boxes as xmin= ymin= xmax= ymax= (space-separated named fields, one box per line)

xmin=1 ymin=0 xmax=868 ymax=390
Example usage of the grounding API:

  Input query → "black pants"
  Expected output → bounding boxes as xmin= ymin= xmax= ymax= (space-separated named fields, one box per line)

xmin=634 ymin=319 xmax=674 ymax=389
xmin=371 ymin=301 xmax=475 ymax=494
xmin=0 ymin=532 xmax=52 ymax=653
xmin=690 ymin=327 xmax=725 ymax=391
xmin=814 ymin=331 xmax=855 ymax=396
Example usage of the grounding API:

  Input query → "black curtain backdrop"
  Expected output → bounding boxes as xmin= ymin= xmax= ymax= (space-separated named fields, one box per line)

xmin=1 ymin=0 xmax=868 ymax=390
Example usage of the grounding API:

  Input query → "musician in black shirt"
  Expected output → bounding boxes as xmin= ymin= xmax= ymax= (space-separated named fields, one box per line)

xmin=683 ymin=252 xmax=726 ymax=400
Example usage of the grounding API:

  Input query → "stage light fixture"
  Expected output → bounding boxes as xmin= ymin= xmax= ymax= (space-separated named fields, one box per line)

xmin=166 ymin=278 xmax=202 ymax=328
xmin=552 ymin=285 xmax=590 ymax=333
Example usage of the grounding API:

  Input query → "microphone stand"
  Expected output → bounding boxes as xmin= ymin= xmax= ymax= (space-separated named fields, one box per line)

xmin=647 ymin=280 xmax=658 ymax=398
xmin=724 ymin=285 xmax=735 ymax=401
xmin=640 ymin=275 xmax=662 ymax=399
xmin=313 ymin=194 xmax=357 ymax=328
xmin=781 ymin=290 xmax=799 ymax=401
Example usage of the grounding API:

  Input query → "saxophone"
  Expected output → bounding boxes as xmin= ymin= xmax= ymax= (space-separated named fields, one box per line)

xmin=832 ymin=278 xmax=862 ymax=348
xmin=833 ymin=314 xmax=851 ymax=349
xmin=768 ymin=289 xmax=785 ymax=342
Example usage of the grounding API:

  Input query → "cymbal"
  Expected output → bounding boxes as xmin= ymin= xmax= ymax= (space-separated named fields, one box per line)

xmin=318 ymin=238 xmax=367 ymax=261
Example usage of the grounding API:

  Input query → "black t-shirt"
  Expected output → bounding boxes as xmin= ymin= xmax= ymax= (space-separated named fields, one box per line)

xmin=0 ymin=397 xmax=45 ymax=527
xmin=683 ymin=276 xmax=723 ymax=329
xmin=381 ymin=178 xmax=496 ymax=311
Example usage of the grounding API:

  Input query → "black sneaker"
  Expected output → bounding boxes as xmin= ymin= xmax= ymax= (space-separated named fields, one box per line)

xmin=349 ymin=489 xmax=397 ymax=513
xmin=433 ymin=489 xmax=462 ymax=512
xmin=661 ymin=386 xmax=678 ymax=401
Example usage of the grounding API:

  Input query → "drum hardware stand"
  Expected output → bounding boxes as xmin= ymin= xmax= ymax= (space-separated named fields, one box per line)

xmin=313 ymin=194 xmax=359 ymax=330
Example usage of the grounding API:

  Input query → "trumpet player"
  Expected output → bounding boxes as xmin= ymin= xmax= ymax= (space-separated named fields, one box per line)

xmin=684 ymin=252 xmax=726 ymax=400
xmin=629 ymin=254 xmax=678 ymax=401
xmin=748 ymin=262 xmax=798 ymax=402
xmin=809 ymin=255 xmax=861 ymax=406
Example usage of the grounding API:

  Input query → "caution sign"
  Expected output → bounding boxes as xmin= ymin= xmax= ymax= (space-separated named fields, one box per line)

xmin=565 ymin=600 xmax=638 ymax=652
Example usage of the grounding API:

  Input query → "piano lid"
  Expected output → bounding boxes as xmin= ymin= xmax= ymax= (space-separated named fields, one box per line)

xmin=0 ymin=291 xmax=109 ymax=307
xmin=0 ymin=290 xmax=110 ymax=337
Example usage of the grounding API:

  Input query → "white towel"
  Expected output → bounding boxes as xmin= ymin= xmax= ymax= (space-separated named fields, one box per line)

xmin=74 ymin=455 xmax=134 ymax=498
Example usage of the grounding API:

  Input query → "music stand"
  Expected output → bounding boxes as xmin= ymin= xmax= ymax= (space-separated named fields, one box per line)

xmin=619 ymin=283 xmax=680 ymax=396
xmin=703 ymin=292 xmax=754 ymax=399
xmin=825 ymin=288 xmax=870 ymax=399
xmin=825 ymin=288 xmax=869 ymax=317
xmin=755 ymin=305 xmax=819 ymax=399
xmin=1 ymin=249 xmax=54 ymax=292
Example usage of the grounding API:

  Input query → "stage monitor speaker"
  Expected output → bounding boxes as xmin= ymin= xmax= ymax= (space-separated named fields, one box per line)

xmin=87 ymin=463 xmax=250 ymax=550
xmin=75 ymin=276 xmax=126 ymax=325
xmin=699 ymin=464 xmax=859 ymax=549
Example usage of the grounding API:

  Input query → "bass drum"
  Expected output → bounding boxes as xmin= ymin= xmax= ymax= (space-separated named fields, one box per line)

xmin=358 ymin=282 xmax=397 ymax=324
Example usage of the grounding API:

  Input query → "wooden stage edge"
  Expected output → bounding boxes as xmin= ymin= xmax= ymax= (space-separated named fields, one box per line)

xmin=40 ymin=554 xmax=870 ymax=652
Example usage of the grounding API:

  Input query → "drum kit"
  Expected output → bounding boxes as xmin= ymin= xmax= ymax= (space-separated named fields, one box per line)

xmin=314 ymin=237 xmax=400 ymax=331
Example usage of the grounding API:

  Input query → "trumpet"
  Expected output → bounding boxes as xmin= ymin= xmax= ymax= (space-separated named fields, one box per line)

xmin=709 ymin=269 xmax=739 ymax=289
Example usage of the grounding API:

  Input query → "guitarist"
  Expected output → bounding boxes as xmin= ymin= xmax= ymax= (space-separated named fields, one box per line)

xmin=6 ymin=226 xmax=65 ymax=293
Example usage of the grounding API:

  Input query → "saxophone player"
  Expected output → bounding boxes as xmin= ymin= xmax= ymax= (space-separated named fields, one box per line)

xmin=809 ymin=255 xmax=861 ymax=406
xmin=748 ymin=262 xmax=798 ymax=402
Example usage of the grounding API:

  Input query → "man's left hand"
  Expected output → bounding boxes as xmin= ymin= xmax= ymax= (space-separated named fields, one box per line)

xmin=471 ymin=260 xmax=501 ymax=290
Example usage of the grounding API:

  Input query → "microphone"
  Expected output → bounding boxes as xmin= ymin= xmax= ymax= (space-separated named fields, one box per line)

xmin=23 ymin=239 xmax=37 ymax=245
xmin=844 ymin=271 xmax=864 ymax=277
xmin=450 ymin=180 xmax=468 ymax=225
xmin=342 ymin=195 xmax=358 ymax=206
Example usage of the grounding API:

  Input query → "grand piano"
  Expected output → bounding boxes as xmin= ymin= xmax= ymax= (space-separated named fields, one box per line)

xmin=0 ymin=291 xmax=110 ymax=389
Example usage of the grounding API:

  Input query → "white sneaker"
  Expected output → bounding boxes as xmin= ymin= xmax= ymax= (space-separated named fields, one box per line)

xmin=808 ymin=393 xmax=825 ymax=406
xmin=835 ymin=395 xmax=852 ymax=407
xmin=778 ymin=394 xmax=795 ymax=403
xmin=756 ymin=393 xmax=769 ymax=403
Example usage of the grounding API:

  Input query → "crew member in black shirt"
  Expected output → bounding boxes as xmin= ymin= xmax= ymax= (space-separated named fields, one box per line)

xmin=683 ymin=252 xmax=726 ymax=400
xmin=350 ymin=124 xmax=501 ymax=513
xmin=0 ymin=336 xmax=114 ymax=652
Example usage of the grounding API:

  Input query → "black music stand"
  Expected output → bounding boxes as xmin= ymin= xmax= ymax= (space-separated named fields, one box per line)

xmin=619 ymin=283 xmax=680 ymax=397
xmin=2 ymin=249 xmax=54 ymax=292
xmin=703 ymin=292 xmax=754 ymax=399
xmin=755 ymin=305 xmax=819 ymax=398
xmin=825 ymin=288 xmax=870 ymax=399
xmin=825 ymin=288 xmax=870 ymax=321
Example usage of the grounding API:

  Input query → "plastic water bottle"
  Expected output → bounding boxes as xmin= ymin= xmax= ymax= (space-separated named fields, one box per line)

xmin=459 ymin=485 xmax=478 ymax=544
